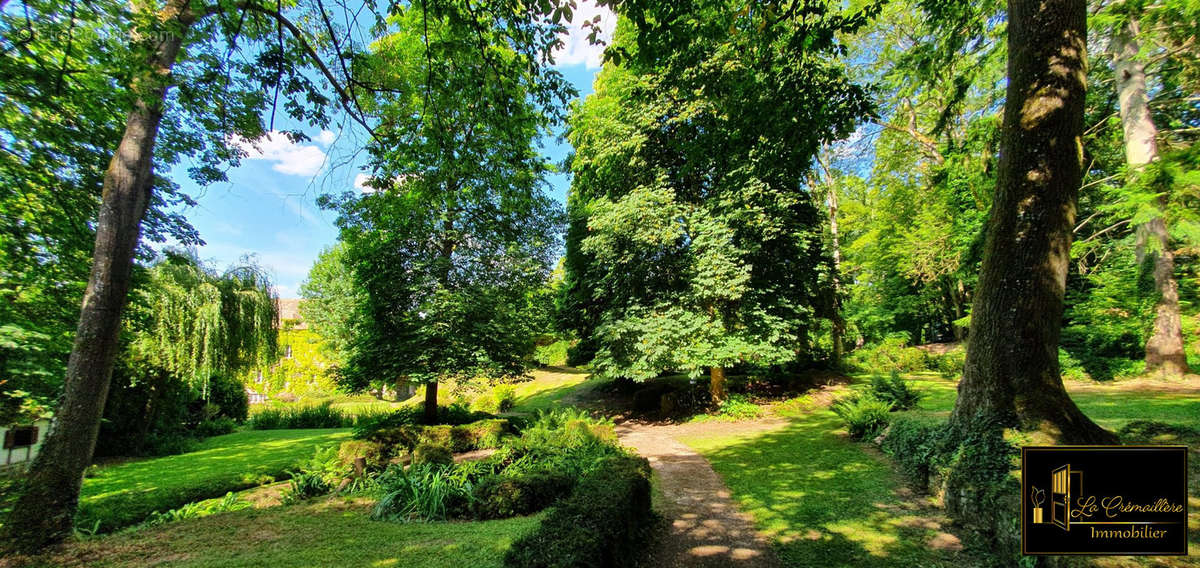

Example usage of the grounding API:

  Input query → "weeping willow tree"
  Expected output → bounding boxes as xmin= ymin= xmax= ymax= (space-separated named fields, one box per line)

xmin=127 ymin=251 xmax=278 ymax=398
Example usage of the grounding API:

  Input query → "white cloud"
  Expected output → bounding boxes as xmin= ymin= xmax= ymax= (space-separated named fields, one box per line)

xmin=315 ymin=130 xmax=336 ymax=146
xmin=552 ymin=0 xmax=617 ymax=69
xmin=354 ymin=173 xmax=375 ymax=194
xmin=234 ymin=131 xmax=328 ymax=177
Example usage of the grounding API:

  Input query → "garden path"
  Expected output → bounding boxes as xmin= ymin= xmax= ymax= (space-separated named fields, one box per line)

xmin=616 ymin=420 xmax=785 ymax=568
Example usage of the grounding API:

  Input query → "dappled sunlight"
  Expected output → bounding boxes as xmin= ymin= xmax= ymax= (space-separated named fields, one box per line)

xmin=679 ymin=410 xmax=968 ymax=567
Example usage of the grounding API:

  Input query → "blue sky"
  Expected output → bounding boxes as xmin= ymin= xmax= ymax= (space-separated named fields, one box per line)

xmin=169 ymin=5 xmax=613 ymax=299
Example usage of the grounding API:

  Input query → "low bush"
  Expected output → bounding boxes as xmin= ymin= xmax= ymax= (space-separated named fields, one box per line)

xmin=412 ymin=442 xmax=453 ymax=466
xmin=869 ymin=372 xmax=922 ymax=411
xmin=717 ymin=394 xmax=763 ymax=420
xmin=192 ymin=417 xmax=238 ymax=438
xmin=338 ymin=440 xmax=392 ymax=471
xmin=534 ymin=339 xmax=572 ymax=367
xmin=845 ymin=335 xmax=929 ymax=374
xmin=831 ymin=395 xmax=893 ymax=440
xmin=879 ymin=418 xmax=1021 ymax=565
xmin=928 ymin=349 xmax=965 ymax=378
xmin=372 ymin=463 xmax=475 ymax=521
xmin=504 ymin=455 xmax=654 ymax=568
xmin=142 ymin=492 xmax=251 ymax=528
xmin=1118 ymin=420 xmax=1200 ymax=442
xmin=282 ymin=471 xmax=332 ymax=504
xmin=879 ymin=416 xmax=948 ymax=490
xmin=471 ymin=385 xmax=518 ymax=414
xmin=472 ymin=472 xmax=574 ymax=519
xmin=249 ymin=403 xmax=354 ymax=430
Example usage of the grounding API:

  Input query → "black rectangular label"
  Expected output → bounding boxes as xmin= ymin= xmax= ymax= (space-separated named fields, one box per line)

xmin=1022 ymin=446 xmax=1189 ymax=555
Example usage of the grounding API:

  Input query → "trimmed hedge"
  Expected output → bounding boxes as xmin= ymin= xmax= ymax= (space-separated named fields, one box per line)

xmin=504 ymin=455 xmax=654 ymax=568
xmin=347 ymin=419 xmax=511 ymax=468
xmin=472 ymin=472 xmax=575 ymax=519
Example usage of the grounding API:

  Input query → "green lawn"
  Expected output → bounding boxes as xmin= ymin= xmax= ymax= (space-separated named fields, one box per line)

xmin=680 ymin=411 xmax=967 ymax=567
xmin=77 ymin=429 xmax=350 ymax=533
xmin=681 ymin=374 xmax=1200 ymax=567
xmin=17 ymin=499 xmax=538 ymax=568
xmin=508 ymin=368 xmax=595 ymax=414
xmin=901 ymin=372 xmax=1200 ymax=430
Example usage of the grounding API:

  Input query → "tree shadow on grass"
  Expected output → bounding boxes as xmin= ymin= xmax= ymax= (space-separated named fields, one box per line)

xmin=685 ymin=412 xmax=972 ymax=568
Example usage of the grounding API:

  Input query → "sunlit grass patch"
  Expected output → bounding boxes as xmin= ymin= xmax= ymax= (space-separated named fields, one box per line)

xmin=680 ymin=411 xmax=967 ymax=567
xmin=76 ymin=429 xmax=350 ymax=533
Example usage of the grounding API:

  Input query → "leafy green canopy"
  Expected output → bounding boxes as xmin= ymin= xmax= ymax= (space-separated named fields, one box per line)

xmin=299 ymin=242 xmax=363 ymax=368
xmin=561 ymin=1 xmax=878 ymax=380
xmin=125 ymin=252 xmax=278 ymax=398
xmin=0 ymin=0 xmax=337 ymax=401
xmin=321 ymin=3 xmax=567 ymax=390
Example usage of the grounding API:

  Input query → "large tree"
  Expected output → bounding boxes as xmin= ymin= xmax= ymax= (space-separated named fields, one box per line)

xmin=1 ymin=0 xmax=347 ymax=548
xmin=325 ymin=3 xmax=566 ymax=423
xmin=563 ymin=2 xmax=876 ymax=400
xmin=3 ymin=0 xmax=579 ymax=548
xmin=949 ymin=0 xmax=1116 ymax=443
xmin=1099 ymin=0 xmax=1198 ymax=377
xmin=299 ymin=242 xmax=363 ymax=369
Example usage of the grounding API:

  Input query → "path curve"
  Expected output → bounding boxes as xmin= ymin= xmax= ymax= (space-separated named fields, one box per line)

xmin=617 ymin=422 xmax=781 ymax=568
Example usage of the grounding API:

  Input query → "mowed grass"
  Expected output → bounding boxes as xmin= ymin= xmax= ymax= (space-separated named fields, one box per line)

xmin=682 ymin=373 xmax=1200 ymax=567
xmin=508 ymin=367 xmax=596 ymax=414
xmin=680 ymin=411 xmax=967 ymax=568
xmin=77 ymin=429 xmax=350 ymax=532
xmin=899 ymin=372 xmax=1200 ymax=430
xmin=14 ymin=499 xmax=539 ymax=568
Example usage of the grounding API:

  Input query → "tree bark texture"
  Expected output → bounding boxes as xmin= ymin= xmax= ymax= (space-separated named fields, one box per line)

xmin=949 ymin=0 xmax=1116 ymax=444
xmin=1112 ymin=20 xmax=1189 ymax=376
xmin=4 ymin=1 xmax=194 ymax=550
xmin=710 ymin=366 xmax=727 ymax=404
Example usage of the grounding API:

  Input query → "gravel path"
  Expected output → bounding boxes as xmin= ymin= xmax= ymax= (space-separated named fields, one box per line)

xmin=617 ymin=422 xmax=782 ymax=568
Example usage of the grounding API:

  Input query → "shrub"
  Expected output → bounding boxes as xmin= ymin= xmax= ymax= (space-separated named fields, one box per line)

xmin=456 ymin=419 xmax=509 ymax=450
xmin=845 ymin=334 xmax=929 ymax=374
xmin=880 ymin=417 xmax=949 ymax=490
xmin=193 ymin=417 xmax=238 ymax=438
xmin=142 ymin=492 xmax=251 ymax=527
xmin=928 ymin=349 xmax=966 ymax=378
xmin=248 ymin=403 xmax=353 ymax=430
xmin=412 ymin=442 xmax=453 ymax=466
xmin=206 ymin=373 xmax=249 ymax=423
xmin=1118 ymin=420 xmax=1200 ymax=442
xmin=372 ymin=463 xmax=475 ymax=521
xmin=471 ymin=385 xmax=517 ymax=414
xmin=869 ymin=372 xmax=922 ymax=411
xmin=338 ymin=440 xmax=391 ymax=471
xmin=282 ymin=470 xmax=332 ymax=504
xmin=472 ymin=472 xmax=575 ymax=519
xmin=534 ymin=339 xmax=571 ymax=367
xmin=715 ymin=394 xmax=763 ymax=420
xmin=831 ymin=395 xmax=893 ymax=440
xmin=504 ymin=455 xmax=654 ymax=568
xmin=282 ymin=445 xmax=348 ymax=503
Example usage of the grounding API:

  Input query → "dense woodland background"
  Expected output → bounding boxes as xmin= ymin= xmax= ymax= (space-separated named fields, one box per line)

xmin=0 ymin=0 xmax=1196 ymax=554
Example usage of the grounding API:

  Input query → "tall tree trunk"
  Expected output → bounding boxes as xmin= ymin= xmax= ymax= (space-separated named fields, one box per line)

xmin=3 ymin=2 xmax=194 ymax=550
xmin=949 ymin=0 xmax=1115 ymax=444
xmin=828 ymin=183 xmax=845 ymax=367
xmin=423 ymin=380 xmax=439 ymax=424
xmin=1112 ymin=19 xmax=1189 ymax=377
xmin=710 ymin=366 xmax=727 ymax=404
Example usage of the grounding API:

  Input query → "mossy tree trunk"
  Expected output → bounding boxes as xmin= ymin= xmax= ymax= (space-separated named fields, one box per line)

xmin=949 ymin=0 xmax=1116 ymax=445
